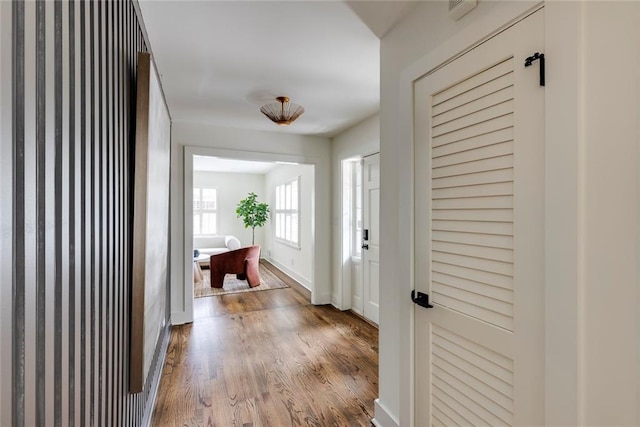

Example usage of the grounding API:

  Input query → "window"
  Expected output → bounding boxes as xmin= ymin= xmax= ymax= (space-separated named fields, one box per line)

xmin=350 ymin=160 xmax=363 ymax=257
xmin=193 ymin=187 xmax=217 ymax=235
xmin=275 ymin=177 xmax=300 ymax=247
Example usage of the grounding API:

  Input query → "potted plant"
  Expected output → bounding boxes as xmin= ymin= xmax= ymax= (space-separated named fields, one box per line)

xmin=235 ymin=192 xmax=270 ymax=245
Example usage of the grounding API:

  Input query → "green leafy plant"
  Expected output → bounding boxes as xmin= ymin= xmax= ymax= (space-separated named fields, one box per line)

xmin=235 ymin=192 xmax=270 ymax=245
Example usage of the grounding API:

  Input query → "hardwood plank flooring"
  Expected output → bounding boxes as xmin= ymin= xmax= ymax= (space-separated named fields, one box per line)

xmin=152 ymin=262 xmax=379 ymax=426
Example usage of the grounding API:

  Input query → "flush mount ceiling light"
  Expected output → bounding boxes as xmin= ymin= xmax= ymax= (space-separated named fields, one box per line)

xmin=260 ymin=96 xmax=304 ymax=126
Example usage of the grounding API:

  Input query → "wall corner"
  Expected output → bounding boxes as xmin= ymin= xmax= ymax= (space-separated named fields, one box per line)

xmin=372 ymin=399 xmax=400 ymax=427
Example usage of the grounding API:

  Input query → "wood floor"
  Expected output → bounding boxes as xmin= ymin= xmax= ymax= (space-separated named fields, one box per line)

xmin=151 ymin=262 xmax=379 ymax=427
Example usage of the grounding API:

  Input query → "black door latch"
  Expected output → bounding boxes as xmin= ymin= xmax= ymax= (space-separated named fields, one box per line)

xmin=411 ymin=290 xmax=433 ymax=309
xmin=524 ymin=52 xmax=545 ymax=86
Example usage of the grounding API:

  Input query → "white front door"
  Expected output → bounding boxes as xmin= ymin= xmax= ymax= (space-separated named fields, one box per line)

xmin=363 ymin=153 xmax=380 ymax=324
xmin=414 ymin=9 xmax=545 ymax=425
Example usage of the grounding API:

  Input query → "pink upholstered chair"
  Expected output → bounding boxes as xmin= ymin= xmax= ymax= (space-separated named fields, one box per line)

xmin=209 ymin=245 xmax=261 ymax=288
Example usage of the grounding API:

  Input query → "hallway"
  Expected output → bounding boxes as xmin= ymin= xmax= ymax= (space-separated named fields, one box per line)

xmin=151 ymin=263 xmax=379 ymax=426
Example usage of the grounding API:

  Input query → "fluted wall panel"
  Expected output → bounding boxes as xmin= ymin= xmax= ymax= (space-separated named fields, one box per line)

xmin=1 ymin=1 xmax=170 ymax=425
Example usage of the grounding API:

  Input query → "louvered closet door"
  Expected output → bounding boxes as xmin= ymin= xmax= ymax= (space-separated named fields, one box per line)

xmin=414 ymin=9 xmax=544 ymax=426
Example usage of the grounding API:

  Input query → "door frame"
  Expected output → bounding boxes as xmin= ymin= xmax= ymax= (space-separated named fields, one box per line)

xmin=380 ymin=2 xmax=585 ymax=425
xmin=412 ymin=8 xmax=545 ymax=424
xmin=338 ymin=150 xmax=379 ymax=313
xmin=177 ymin=145 xmax=325 ymax=324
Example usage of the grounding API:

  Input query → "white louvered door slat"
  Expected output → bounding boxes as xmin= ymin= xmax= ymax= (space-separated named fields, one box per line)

xmin=433 ymin=181 xmax=514 ymax=199
xmin=433 ymin=127 xmax=514 ymax=158
xmin=432 ymin=100 xmax=515 ymax=137
xmin=431 ymin=271 xmax=514 ymax=298
xmin=414 ymin=8 xmax=544 ymax=426
xmin=432 ymin=280 xmax=513 ymax=311
xmin=432 ymin=262 xmax=514 ymax=289
xmin=433 ymin=168 xmax=514 ymax=190
xmin=431 ymin=345 xmax=514 ymax=401
xmin=431 ymin=241 xmax=514 ymax=263
xmin=433 ymin=231 xmax=514 ymax=250
xmin=432 ymin=195 xmax=513 ymax=210
xmin=433 ymin=144 xmax=515 ymax=171
xmin=432 ymin=154 xmax=514 ymax=179
xmin=432 ymin=86 xmax=514 ymax=126
xmin=432 ymin=114 xmax=513 ymax=147
xmin=432 ymin=58 xmax=514 ymax=105
xmin=431 ymin=208 xmax=513 ymax=222
xmin=432 ymin=220 xmax=513 ymax=236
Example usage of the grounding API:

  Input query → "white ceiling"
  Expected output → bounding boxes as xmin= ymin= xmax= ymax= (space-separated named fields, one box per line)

xmin=137 ymin=1 xmax=413 ymax=138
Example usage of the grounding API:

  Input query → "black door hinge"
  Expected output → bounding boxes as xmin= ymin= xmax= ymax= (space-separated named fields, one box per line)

xmin=411 ymin=290 xmax=434 ymax=309
xmin=524 ymin=52 xmax=545 ymax=86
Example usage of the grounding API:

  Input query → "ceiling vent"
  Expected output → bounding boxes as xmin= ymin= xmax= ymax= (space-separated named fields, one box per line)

xmin=449 ymin=0 xmax=477 ymax=21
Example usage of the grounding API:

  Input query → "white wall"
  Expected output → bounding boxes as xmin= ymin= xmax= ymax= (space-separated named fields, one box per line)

xmin=170 ymin=121 xmax=332 ymax=324
xmin=581 ymin=3 xmax=640 ymax=424
xmin=379 ymin=1 xmax=640 ymax=426
xmin=193 ymin=171 xmax=266 ymax=247
xmin=264 ymin=164 xmax=315 ymax=289
xmin=330 ymin=114 xmax=379 ymax=309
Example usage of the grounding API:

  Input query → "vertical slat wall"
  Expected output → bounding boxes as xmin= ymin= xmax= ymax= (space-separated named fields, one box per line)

xmin=4 ymin=0 xmax=170 ymax=425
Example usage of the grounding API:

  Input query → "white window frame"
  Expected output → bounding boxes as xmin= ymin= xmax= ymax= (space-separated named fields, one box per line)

xmin=193 ymin=187 xmax=217 ymax=236
xmin=351 ymin=160 xmax=363 ymax=258
xmin=274 ymin=176 xmax=301 ymax=248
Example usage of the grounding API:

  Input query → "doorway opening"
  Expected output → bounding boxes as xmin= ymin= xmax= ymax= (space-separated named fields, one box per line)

xmin=181 ymin=146 xmax=321 ymax=323
xmin=341 ymin=153 xmax=379 ymax=324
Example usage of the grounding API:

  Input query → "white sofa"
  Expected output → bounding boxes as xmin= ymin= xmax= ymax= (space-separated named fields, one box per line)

xmin=194 ymin=235 xmax=241 ymax=265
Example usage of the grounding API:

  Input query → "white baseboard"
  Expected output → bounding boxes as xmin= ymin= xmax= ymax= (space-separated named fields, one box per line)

xmin=331 ymin=293 xmax=340 ymax=308
xmin=312 ymin=290 xmax=332 ymax=305
xmin=170 ymin=311 xmax=192 ymax=325
xmin=266 ymin=257 xmax=312 ymax=290
xmin=142 ymin=323 xmax=171 ymax=427
xmin=372 ymin=399 xmax=400 ymax=427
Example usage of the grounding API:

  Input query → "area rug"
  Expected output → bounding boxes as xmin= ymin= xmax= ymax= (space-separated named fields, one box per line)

xmin=194 ymin=262 xmax=289 ymax=298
